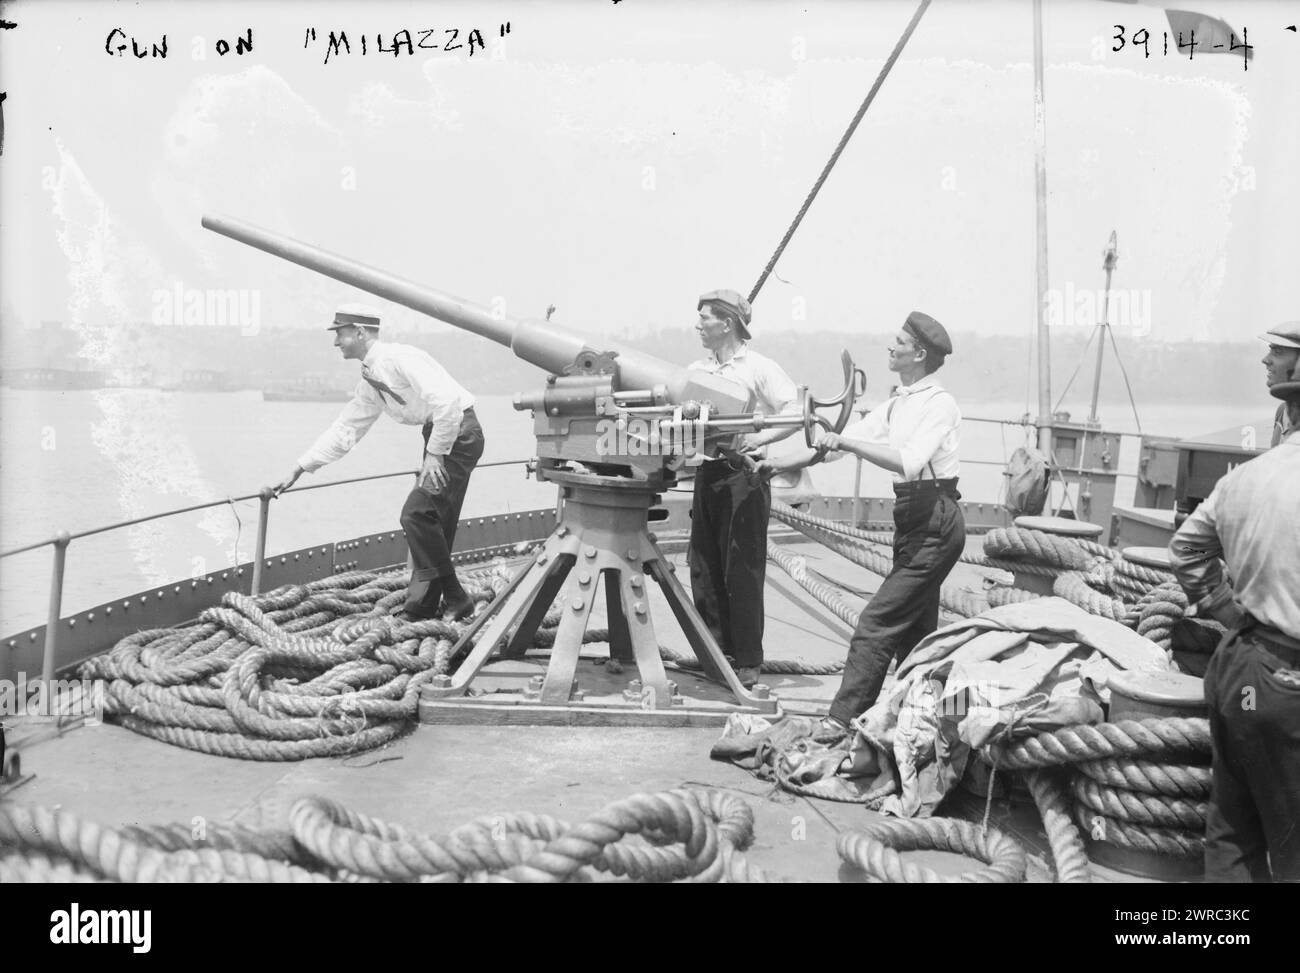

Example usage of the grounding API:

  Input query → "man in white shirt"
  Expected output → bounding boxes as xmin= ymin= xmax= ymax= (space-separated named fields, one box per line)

xmin=1168 ymin=377 xmax=1300 ymax=882
xmin=763 ymin=311 xmax=964 ymax=736
xmin=688 ymin=289 xmax=801 ymax=688
xmin=274 ymin=304 xmax=484 ymax=620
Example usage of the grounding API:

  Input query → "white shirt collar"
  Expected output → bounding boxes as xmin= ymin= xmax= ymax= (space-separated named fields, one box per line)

xmin=710 ymin=341 xmax=750 ymax=366
xmin=894 ymin=375 xmax=941 ymax=397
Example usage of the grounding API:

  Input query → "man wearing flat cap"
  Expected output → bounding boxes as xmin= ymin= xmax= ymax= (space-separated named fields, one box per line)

xmin=763 ymin=311 xmax=964 ymax=737
xmin=1168 ymin=374 xmax=1300 ymax=882
xmin=688 ymin=289 xmax=801 ymax=688
xmin=273 ymin=303 xmax=485 ymax=621
xmin=1261 ymin=322 xmax=1300 ymax=447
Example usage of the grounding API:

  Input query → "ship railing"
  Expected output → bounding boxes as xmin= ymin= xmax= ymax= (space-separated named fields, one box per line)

xmin=0 ymin=414 xmax=1151 ymax=688
xmin=0 ymin=459 xmax=535 ymax=690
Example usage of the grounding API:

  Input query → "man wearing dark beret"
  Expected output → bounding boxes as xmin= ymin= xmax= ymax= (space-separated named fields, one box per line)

xmin=763 ymin=311 xmax=964 ymax=736
xmin=273 ymin=303 xmax=485 ymax=622
xmin=688 ymin=289 xmax=801 ymax=688
xmin=1168 ymin=376 xmax=1300 ymax=882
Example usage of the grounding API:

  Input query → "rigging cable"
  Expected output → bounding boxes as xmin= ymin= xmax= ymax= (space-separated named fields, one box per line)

xmin=747 ymin=0 xmax=934 ymax=304
xmin=1105 ymin=323 xmax=1144 ymax=435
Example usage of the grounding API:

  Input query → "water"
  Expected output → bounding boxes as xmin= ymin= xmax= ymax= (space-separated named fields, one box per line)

xmin=0 ymin=389 xmax=1272 ymax=634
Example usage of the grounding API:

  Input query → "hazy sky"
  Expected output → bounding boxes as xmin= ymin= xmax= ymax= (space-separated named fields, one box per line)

xmin=2 ymin=0 xmax=1297 ymax=358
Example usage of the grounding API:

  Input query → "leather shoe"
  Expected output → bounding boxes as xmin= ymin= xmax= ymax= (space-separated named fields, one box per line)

xmin=442 ymin=594 xmax=476 ymax=622
xmin=810 ymin=715 xmax=849 ymax=743
xmin=395 ymin=609 xmax=435 ymax=623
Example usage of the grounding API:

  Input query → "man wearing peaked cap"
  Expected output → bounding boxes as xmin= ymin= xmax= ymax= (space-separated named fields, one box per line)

xmin=274 ymin=302 xmax=485 ymax=622
xmin=687 ymin=288 xmax=801 ymax=689
xmin=762 ymin=310 xmax=964 ymax=738
xmin=1168 ymin=374 xmax=1300 ymax=881
xmin=1260 ymin=321 xmax=1300 ymax=447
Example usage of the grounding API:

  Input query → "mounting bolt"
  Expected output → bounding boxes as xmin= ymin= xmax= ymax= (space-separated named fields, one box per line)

xmin=628 ymin=679 xmax=642 ymax=691
xmin=571 ymin=688 xmax=586 ymax=702
xmin=627 ymin=548 xmax=639 ymax=561
xmin=528 ymin=675 xmax=545 ymax=691
xmin=571 ymin=597 xmax=584 ymax=612
xmin=523 ymin=687 xmax=540 ymax=701
xmin=578 ymin=572 xmax=592 ymax=586
xmin=557 ymin=526 xmax=569 ymax=537
xmin=632 ymin=602 xmax=646 ymax=616
xmin=431 ymin=674 xmax=452 ymax=689
xmin=537 ymin=552 xmax=549 ymax=565
xmin=666 ymin=680 xmax=677 ymax=696
xmin=584 ymin=545 xmax=597 ymax=559
xmin=629 ymin=574 xmax=644 ymax=590
xmin=750 ymin=683 xmax=771 ymax=700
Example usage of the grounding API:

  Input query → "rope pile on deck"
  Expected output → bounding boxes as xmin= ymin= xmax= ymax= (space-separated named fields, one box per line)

xmin=0 ymin=783 xmax=1045 ymax=883
xmin=764 ymin=503 xmax=1215 ymax=877
xmin=73 ymin=556 xmax=628 ymax=761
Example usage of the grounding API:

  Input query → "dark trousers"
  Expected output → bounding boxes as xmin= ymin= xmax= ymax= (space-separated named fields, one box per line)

xmin=829 ymin=482 xmax=966 ymax=726
xmin=1203 ymin=624 xmax=1300 ymax=882
xmin=689 ymin=460 xmax=771 ymax=668
xmin=400 ymin=410 xmax=484 ymax=614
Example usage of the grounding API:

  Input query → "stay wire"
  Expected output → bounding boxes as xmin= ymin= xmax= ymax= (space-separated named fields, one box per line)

xmin=747 ymin=0 xmax=934 ymax=304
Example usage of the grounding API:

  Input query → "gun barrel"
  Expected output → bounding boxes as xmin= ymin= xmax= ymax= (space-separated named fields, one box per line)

xmin=202 ymin=214 xmax=752 ymax=412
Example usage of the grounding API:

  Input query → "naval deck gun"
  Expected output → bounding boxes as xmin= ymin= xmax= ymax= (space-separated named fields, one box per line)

xmin=203 ymin=215 xmax=864 ymax=724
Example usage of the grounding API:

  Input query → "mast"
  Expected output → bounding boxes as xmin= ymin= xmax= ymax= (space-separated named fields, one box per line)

xmin=1032 ymin=0 xmax=1053 ymax=453
xmin=1088 ymin=231 xmax=1119 ymax=424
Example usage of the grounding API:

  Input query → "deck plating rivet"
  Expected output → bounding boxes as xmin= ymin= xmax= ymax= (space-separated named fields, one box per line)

xmin=571 ymin=597 xmax=584 ymax=612
xmin=579 ymin=572 xmax=591 ymax=586
xmin=584 ymin=546 xmax=596 ymax=559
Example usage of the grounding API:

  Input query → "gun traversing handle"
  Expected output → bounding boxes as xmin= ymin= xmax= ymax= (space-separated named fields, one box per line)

xmin=803 ymin=350 xmax=866 ymax=462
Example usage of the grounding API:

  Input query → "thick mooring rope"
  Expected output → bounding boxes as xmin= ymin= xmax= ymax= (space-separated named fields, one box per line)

xmin=75 ymin=559 xmax=623 ymax=761
xmin=769 ymin=510 xmax=990 ymax=619
xmin=0 ymin=787 xmax=776 ymax=884
xmin=983 ymin=527 xmax=1100 ymax=572
xmin=836 ymin=818 xmax=1027 ymax=883
xmin=1026 ymin=770 xmax=1092 ymax=883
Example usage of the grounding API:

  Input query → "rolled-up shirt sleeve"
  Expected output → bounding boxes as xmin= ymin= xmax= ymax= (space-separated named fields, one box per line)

xmin=897 ymin=394 xmax=959 ymax=480
xmin=826 ymin=408 xmax=887 ymax=463
xmin=296 ymin=384 xmax=384 ymax=473
xmin=1168 ymin=488 xmax=1230 ymax=609
xmin=401 ymin=355 xmax=464 ymax=456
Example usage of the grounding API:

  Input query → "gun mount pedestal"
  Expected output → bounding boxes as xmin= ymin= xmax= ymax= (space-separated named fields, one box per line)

xmin=419 ymin=467 xmax=780 ymax=726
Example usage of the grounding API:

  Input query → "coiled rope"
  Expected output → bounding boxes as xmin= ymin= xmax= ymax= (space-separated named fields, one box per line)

xmin=75 ymin=558 xmax=638 ymax=761
xmin=0 ymin=787 xmax=774 ymax=884
xmin=836 ymin=818 xmax=1027 ymax=883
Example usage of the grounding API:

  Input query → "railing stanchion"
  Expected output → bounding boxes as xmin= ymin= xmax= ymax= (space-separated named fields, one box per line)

xmin=851 ymin=458 xmax=864 ymax=527
xmin=42 ymin=531 xmax=71 ymax=688
xmin=251 ymin=488 xmax=273 ymax=596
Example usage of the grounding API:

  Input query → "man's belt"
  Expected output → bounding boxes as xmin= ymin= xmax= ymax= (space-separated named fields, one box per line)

xmin=1244 ymin=616 xmax=1300 ymax=666
xmin=421 ymin=407 xmax=476 ymax=436
xmin=894 ymin=477 xmax=959 ymax=495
